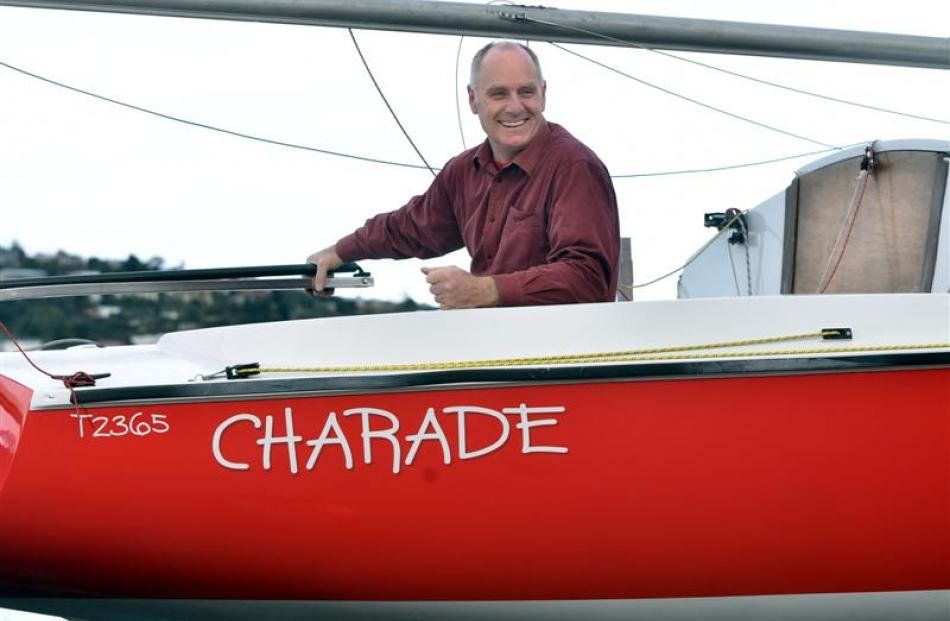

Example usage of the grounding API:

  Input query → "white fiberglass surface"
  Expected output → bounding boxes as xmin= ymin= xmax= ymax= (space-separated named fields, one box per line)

xmin=2 ymin=294 xmax=947 ymax=409
xmin=156 ymin=294 xmax=950 ymax=368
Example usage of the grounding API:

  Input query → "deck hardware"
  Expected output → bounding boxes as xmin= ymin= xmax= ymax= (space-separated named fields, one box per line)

xmin=497 ymin=10 xmax=528 ymax=24
xmin=226 ymin=363 xmax=261 ymax=380
xmin=860 ymin=143 xmax=877 ymax=171
xmin=50 ymin=371 xmax=110 ymax=387
xmin=704 ymin=208 xmax=747 ymax=245
xmin=821 ymin=328 xmax=853 ymax=340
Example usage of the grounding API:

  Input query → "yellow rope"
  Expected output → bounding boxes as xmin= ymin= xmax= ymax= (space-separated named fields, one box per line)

xmin=251 ymin=343 xmax=950 ymax=374
xmin=235 ymin=327 xmax=949 ymax=376
xmin=547 ymin=343 xmax=950 ymax=364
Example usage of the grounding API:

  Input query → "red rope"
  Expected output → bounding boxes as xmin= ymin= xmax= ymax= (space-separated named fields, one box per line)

xmin=820 ymin=170 xmax=872 ymax=294
xmin=0 ymin=320 xmax=96 ymax=406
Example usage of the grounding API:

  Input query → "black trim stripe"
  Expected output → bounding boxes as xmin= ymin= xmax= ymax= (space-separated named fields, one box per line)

xmin=70 ymin=352 xmax=950 ymax=406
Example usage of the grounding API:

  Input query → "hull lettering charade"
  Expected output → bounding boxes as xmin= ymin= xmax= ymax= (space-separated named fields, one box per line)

xmin=211 ymin=403 xmax=568 ymax=474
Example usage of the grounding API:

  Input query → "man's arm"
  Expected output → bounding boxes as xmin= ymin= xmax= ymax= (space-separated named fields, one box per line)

xmin=306 ymin=163 xmax=464 ymax=296
xmin=335 ymin=166 xmax=464 ymax=263
xmin=493 ymin=160 xmax=620 ymax=306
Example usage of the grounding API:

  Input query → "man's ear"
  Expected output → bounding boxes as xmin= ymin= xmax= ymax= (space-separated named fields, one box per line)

xmin=540 ymin=81 xmax=547 ymax=112
xmin=467 ymin=86 xmax=477 ymax=114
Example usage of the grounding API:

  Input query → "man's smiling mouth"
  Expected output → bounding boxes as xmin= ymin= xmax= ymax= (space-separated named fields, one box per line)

xmin=499 ymin=119 xmax=528 ymax=128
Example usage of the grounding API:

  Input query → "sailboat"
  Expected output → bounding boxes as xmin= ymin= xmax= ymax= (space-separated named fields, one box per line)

xmin=1 ymin=2 xmax=947 ymax=619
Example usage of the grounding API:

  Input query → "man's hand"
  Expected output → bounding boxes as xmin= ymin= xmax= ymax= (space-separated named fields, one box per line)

xmin=306 ymin=246 xmax=344 ymax=297
xmin=422 ymin=266 xmax=500 ymax=309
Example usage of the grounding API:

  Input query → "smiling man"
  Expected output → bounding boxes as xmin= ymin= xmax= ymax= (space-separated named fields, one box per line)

xmin=308 ymin=42 xmax=619 ymax=308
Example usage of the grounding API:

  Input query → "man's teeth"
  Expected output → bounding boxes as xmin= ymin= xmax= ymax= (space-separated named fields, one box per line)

xmin=500 ymin=120 xmax=527 ymax=127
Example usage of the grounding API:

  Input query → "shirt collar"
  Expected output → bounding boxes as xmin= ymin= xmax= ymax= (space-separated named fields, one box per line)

xmin=472 ymin=119 xmax=551 ymax=176
xmin=508 ymin=119 xmax=550 ymax=176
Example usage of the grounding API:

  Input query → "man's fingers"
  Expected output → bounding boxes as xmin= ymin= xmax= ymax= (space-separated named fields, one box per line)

xmin=309 ymin=263 xmax=335 ymax=297
xmin=306 ymin=246 xmax=344 ymax=297
xmin=307 ymin=262 xmax=321 ymax=294
xmin=312 ymin=264 xmax=326 ymax=291
xmin=423 ymin=266 xmax=446 ymax=284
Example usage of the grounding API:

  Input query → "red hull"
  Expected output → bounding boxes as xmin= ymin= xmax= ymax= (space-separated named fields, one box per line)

xmin=1 ymin=368 xmax=947 ymax=599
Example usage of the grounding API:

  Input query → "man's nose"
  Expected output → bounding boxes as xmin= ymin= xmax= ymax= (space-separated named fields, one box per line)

xmin=503 ymin=95 xmax=526 ymax=113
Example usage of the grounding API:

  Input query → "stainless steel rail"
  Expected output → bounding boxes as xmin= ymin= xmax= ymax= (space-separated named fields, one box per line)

xmin=0 ymin=264 xmax=373 ymax=301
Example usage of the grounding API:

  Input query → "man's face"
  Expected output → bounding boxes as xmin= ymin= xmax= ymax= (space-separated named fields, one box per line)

xmin=468 ymin=46 xmax=546 ymax=164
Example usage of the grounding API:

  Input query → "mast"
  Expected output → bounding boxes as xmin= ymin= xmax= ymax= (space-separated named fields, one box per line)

xmin=0 ymin=0 xmax=947 ymax=69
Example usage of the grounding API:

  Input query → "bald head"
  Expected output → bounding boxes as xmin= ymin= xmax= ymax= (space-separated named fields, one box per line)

xmin=469 ymin=41 xmax=544 ymax=89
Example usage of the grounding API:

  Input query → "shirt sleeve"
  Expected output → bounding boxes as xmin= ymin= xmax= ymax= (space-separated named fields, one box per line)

xmin=491 ymin=160 xmax=620 ymax=306
xmin=336 ymin=165 xmax=465 ymax=262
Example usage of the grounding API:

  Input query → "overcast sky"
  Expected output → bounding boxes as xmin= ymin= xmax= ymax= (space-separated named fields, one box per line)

xmin=1 ymin=0 xmax=947 ymax=308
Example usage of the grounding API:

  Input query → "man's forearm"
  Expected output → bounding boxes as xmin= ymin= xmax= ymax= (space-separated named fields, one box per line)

xmin=491 ymin=259 xmax=614 ymax=306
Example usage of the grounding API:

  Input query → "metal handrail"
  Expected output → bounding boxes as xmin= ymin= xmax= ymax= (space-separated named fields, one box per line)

xmin=0 ymin=264 xmax=373 ymax=301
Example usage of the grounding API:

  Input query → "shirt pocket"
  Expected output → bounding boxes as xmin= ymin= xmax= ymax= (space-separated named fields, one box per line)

xmin=500 ymin=204 xmax=547 ymax=266
xmin=504 ymin=203 xmax=542 ymax=228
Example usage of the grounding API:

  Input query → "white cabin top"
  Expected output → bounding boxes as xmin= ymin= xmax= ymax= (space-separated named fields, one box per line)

xmin=679 ymin=139 xmax=950 ymax=298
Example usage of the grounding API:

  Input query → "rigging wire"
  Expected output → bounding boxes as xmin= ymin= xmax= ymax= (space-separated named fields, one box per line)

xmin=662 ymin=50 xmax=950 ymax=127
xmin=622 ymin=210 xmax=747 ymax=290
xmin=0 ymin=59 xmax=863 ymax=179
xmin=0 ymin=60 xmax=434 ymax=171
xmin=741 ymin=217 xmax=752 ymax=296
xmin=455 ymin=36 xmax=468 ymax=150
xmin=348 ymin=29 xmax=436 ymax=176
xmin=611 ymin=146 xmax=850 ymax=177
xmin=726 ymin=243 xmax=743 ymax=296
xmin=549 ymin=42 xmax=836 ymax=149
xmin=723 ymin=211 xmax=752 ymax=296
xmin=455 ymin=1 xmax=518 ymax=151
xmin=522 ymin=15 xmax=950 ymax=127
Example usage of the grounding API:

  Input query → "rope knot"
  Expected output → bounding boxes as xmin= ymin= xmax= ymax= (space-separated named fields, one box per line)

xmin=62 ymin=371 xmax=98 ymax=388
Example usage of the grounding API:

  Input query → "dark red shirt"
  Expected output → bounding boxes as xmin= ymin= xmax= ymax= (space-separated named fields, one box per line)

xmin=336 ymin=121 xmax=620 ymax=306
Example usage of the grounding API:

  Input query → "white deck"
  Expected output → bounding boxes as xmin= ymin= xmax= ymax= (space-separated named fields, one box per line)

xmin=2 ymin=293 xmax=948 ymax=410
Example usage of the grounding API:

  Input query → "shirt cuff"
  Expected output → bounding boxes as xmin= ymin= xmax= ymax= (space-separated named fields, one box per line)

xmin=491 ymin=273 xmax=523 ymax=307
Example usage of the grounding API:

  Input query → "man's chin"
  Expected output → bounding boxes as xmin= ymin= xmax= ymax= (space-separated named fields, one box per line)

xmin=497 ymin=137 xmax=530 ymax=155
xmin=488 ymin=132 xmax=535 ymax=161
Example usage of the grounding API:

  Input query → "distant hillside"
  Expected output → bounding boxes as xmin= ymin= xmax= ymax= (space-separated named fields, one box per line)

xmin=0 ymin=242 xmax=428 ymax=347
